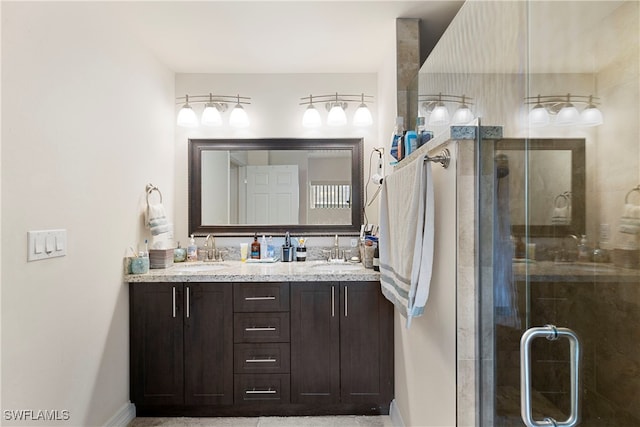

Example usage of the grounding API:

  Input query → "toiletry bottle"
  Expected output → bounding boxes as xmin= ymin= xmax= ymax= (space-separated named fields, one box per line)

xmin=260 ymin=235 xmax=268 ymax=259
xmin=282 ymin=231 xmax=293 ymax=262
xmin=187 ymin=235 xmax=198 ymax=261
xmin=390 ymin=117 xmax=404 ymax=162
xmin=267 ymin=236 xmax=275 ymax=259
xmin=578 ymin=235 xmax=590 ymax=262
xmin=416 ymin=116 xmax=433 ymax=148
xmin=405 ymin=130 xmax=418 ymax=156
xmin=296 ymin=238 xmax=307 ymax=262
xmin=250 ymin=234 xmax=261 ymax=259
xmin=373 ymin=243 xmax=380 ymax=271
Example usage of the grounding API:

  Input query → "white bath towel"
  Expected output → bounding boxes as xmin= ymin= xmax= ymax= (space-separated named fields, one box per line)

xmin=619 ymin=203 xmax=640 ymax=234
xmin=378 ymin=153 xmax=434 ymax=328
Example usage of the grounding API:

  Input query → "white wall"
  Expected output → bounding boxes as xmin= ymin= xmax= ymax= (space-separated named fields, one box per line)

xmin=1 ymin=3 xmax=174 ymax=425
xmin=174 ymin=73 xmax=379 ymax=248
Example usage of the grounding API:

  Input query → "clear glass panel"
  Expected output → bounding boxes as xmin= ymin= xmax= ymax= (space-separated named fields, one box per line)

xmin=476 ymin=1 xmax=640 ymax=426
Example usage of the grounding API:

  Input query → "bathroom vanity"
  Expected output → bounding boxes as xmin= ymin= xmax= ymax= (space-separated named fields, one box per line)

xmin=127 ymin=261 xmax=393 ymax=417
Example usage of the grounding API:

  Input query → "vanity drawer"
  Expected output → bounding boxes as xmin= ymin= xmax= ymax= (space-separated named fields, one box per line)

xmin=234 ymin=343 xmax=290 ymax=374
xmin=234 ymin=374 xmax=290 ymax=404
xmin=234 ymin=282 xmax=290 ymax=312
xmin=234 ymin=312 xmax=290 ymax=343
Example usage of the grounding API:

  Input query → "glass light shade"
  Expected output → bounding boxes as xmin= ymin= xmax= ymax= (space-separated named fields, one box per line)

xmin=528 ymin=105 xmax=550 ymax=127
xmin=451 ymin=105 xmax=474 ymax=125
xmin=353 ymin=103 xmax=373 ymax=126
xmin=302 ymin=105 xmax=322 ymax=128
xmin=555 ymin=103 xmax=580 ymax=126
xmin=428 ymin=104 xmax=450 ymax=126
xmin=580 ymin=106 xmax=603 ymax=127
xmin=229 ymin=104 xmax=250 ymax=128
xmin=327 ymin=103 xmax=347 ymax=126
xmin=201 ymin=104 xmax=223 ymax=127
xmin=177 ymin=105 xmax=198 ymax=127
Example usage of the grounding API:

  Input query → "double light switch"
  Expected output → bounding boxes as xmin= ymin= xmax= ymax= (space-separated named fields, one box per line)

xmin=27 ymin=229 xmax=67 ymax=261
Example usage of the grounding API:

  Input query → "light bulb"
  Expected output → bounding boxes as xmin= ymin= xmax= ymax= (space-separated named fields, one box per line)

xmin=229 ymin=104 xmax=249 ymax=128
xmin=177 ymin=105 xmax=198 ymax=127
xmin=353 ymin=103 xmax=373 ymax=126
xmin=580 ymin=105 xmax=603 ymax=127
xmin=529 ymin=105 xmax=550 ymax=127
xmin=555 ymin=103 xmax=580 ymax=126
xmin=201 ymin=103 xmax=223 ymax=127
xmin=302 ymin=104 xmax=322 ymax=128
xmin=428 ymin=103 xmax=450 ymax=126
xmin=451 ymin=105 xmax=474 ymax=125
xmin=327 ymin=103 xmax=347 ymax=126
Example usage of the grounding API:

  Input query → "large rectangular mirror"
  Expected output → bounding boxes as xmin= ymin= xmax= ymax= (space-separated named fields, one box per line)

xmin=189 ymin=138 xmax=364 ymax=236
xmin=495 ymin=138 xmax=585 ymax=236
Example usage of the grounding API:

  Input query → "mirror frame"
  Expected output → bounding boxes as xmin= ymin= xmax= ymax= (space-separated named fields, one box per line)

xmin=495 ymin=138 xmax=586 ymax=237
xmin=189 ymin=138 xmax=364 ymax=237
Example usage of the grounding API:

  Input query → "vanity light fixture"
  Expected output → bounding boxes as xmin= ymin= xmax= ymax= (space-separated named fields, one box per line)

xmin=302 ymin=95 xmax=322 ymax=128
xmin=300 ymin=92 xmax=374 ymax=128
xmin=525 ymin=94 xmax=603 ymax=127
xmin=419 ymin=93 xmax=475 ymax=126
xmin=176 ymin=93 xmax=251 ymax=128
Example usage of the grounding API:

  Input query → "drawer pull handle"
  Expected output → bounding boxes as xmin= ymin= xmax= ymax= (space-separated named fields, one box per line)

xmin=245 ymin=296 xmax=276 ymax=301
xmin=245 ymin=326 xmax=276 ymax=332
xmin=246 ymin=358 xmax=277 ymax=363
xmin=246 ymin=388 xmax=277 ymax=394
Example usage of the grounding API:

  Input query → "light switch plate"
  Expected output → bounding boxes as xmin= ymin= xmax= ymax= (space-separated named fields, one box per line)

xmin=27 ymin=229 xmax=67 ymax=261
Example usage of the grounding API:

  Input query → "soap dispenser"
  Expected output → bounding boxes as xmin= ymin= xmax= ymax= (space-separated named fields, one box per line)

xmin=187 ymin=235 xmax=198 ymax=261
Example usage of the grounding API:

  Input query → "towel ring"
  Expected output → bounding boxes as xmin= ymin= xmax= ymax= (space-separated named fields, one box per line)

xmin=624 ymin=185 xmax=640 ymax=205
xmin=146 ymin=183 xmax=163 ymax=205
xmin=554 ymin=193 xmax=570 ymax=208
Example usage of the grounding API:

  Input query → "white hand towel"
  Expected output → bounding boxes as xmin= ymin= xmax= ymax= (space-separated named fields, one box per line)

xmin=619 ymin=203 xmax=640 ymax=234
xmin=145 ymin=203 xmax=170 ymax=236
xmin=378 ymin=154 xmax=434 ymax=327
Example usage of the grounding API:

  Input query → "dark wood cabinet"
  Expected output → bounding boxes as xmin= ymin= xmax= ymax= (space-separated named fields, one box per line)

xmin=130 ymin=280 xmax=392 ymax=416
xmin=291 ymin=281 xmax=394 ymax=406
xmin=130 ymin=282 xmax=233 ymax=408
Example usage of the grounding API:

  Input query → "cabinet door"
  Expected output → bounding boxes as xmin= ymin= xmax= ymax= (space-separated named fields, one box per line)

xmin=130 ymin=283 xmax=184 ymax=406
xmin=184 ymin=283 xmax=233 ymax=405
xmin=339 ymin=281 xmax=394 ymax=404
xmin=290 ymin=282 xmax=340 ymax=404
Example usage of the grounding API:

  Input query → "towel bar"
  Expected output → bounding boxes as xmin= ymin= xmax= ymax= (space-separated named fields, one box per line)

xmin=424 ymin=148 xmax=451 ymax=169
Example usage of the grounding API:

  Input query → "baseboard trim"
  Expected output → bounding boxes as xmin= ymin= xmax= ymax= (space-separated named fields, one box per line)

xmin=104 ymin=402 xmax=135 ymax=427
xmin=389 ymin=399 xmax=405 ymax=427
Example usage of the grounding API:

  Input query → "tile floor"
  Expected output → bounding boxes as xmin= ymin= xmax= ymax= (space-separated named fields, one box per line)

xmin=128 ymin=415 xmax=393 ymax=427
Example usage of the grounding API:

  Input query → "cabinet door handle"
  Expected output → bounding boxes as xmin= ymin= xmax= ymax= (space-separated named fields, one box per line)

xmin=344 ymin=285 xmax=348 ymax=317
xmin=331 ymin=285 xmax=335 ymax=317
xmin=245 ymin=327 xmax=276 ymax=332
xmin=245 ymin=296 xmax=276 ymax=301
xmin=246 ymin=357 xmax=277 ymax=363
xmin=186 ymin=286 xmax=190 ymax=318
xmin=245 ymin=388 xmax=277 ymax=394
xmin=172 ymin=286 xmax=176 ymax=318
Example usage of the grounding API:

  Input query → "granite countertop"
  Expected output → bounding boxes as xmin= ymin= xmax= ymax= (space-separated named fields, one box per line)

xmin=126 ymin=260 xmax=380 ymax=283
xmin=512 ymin=260 xmax=640 ymax=282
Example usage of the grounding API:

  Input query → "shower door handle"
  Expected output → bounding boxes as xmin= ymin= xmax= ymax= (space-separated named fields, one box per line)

xmin=520 ymin=325 xmax=581 ymax=427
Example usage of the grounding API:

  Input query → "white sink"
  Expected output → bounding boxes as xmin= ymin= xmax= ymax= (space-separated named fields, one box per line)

xmin=311 ymin=263 xmax=363 ymax=272
xmin=172 ymin=263 xmax=230 ymax=273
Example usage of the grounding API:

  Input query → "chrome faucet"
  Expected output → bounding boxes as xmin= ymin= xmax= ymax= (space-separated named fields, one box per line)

xmin=205 ymin=234 xmax=217 ymax=261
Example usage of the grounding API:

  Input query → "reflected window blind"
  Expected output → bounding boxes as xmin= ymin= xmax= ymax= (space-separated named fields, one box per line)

xmin=310 ymin=183 xmax=351 ymax=209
